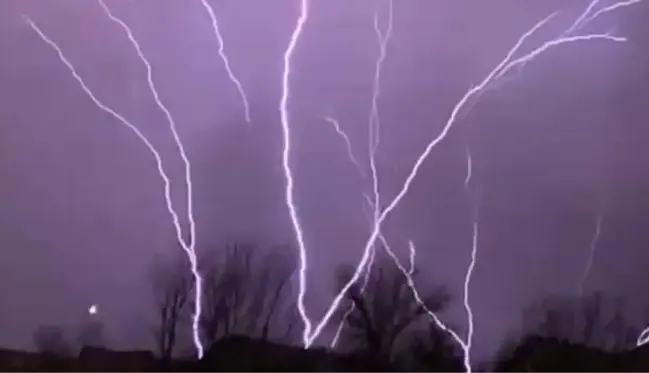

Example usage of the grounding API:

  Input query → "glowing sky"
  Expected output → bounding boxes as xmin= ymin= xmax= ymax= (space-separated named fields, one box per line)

xmin=0 ymin=0 xmax=648 ymax=362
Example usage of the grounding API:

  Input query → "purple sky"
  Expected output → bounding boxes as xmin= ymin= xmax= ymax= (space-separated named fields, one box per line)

xmin=1 ymin=0 xmax=648 ymax=361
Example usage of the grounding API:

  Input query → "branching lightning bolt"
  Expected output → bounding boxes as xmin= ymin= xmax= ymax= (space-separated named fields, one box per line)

xmin=329 ymin=196 xmax=377 ymax=349
xmin=199 ymin=0 xmax=251 ymax=124
xmin=323 ymin=121 xmax=375 ymax=348
xmin=26 ymin=3 xmax=206 ymax=357
xmin=328 ymin=0 xmax=402 ymax=349
xmin=324 ymin=117 xmax=364 ymax=177
xmin=279 ymin=1 xmax=638 ymax=371
xmin=325 ymin=122 xmax=464 ymax=358
xmin=367 ymin=0 xmax=393 ymax=238
xmin=324 ymin=118 xmax=416 ymax=349
xmin=577 ymin=212 xmax=604 ymax=296
xmin=29 ymin=0 xmax=640 ymax=363
xmin=95 ymin=0 xmax=205 ymax=358
xmin=563 ymin=0 xmax=643 ymax=36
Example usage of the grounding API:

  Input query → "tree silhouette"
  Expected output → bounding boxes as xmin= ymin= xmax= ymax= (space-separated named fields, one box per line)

xmin=494 ymin=291 xmax=641 ymax=371
xmin=334 ymin=255 xmax=452 ymax=369
xmin=409 ymin=321 xmax=465 ymax=371
xmin=77 ymin=320 xmax=105 ymax=349
xmin=149 ymin=252 xmax=192 ymax=360
xmin=493 ymin=334 xmax=626 ymax=371
xmin=522 ymin=291 xmax=638 ymax=350
xmin=199 ymin=243 xmax=298 ymax=350
xmin=33 ymin=325 xmax=71 ymax=356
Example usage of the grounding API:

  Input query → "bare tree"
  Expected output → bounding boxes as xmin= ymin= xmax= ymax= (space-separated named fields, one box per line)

xmin=199 ymin=243 xmax=298 ymax=350
xmin=77 ymin=320 xmax=105 ymax=349
xmin=33 ymin=325 xmax=71 ymax=356
xmin=408 ymin=321 xmax=464 ymax=371
xmin=522 ymin=291 xmax=637 ymax=351
xmin=199 ymin=243 xmax=252 ymax=346
xmin=335 ymin=256 xmax=452 ymax=366
xmin=246 ymin=248 xmax=299 ymax=343
xmin=149 ymin=252 xmax=192 ymax=360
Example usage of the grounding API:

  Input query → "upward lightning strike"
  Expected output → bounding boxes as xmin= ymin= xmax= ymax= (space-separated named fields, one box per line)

xmin=329 ymin=197 xmax=377 ymax=349
xmin=24 ymin=15 xmax=205 ymax=358
xmin=328 ymin=0 xmax=402 ymax=349
xmin=279 ymin=0 xmax=640 ymax=368
xmin=638 ymin=329 xmax=649 ymax=347
xmin=577 ymin=212 xmax=604 ymax=295
xmin=464 ymin=148 xmax=473 ymax=190
xmin=367 ymin=0 xmax=393 ymax=234
xmin=279 ymin=0 xmax=312 ymax=346
xmin=324 ymin=116 xmax=418 ymax=349
xmin=95 ymin=0 xmax=204 ymax=357
xmin=325 ymin=115 xmax=471 ymax=365
xmin=199 ymin=0 xmax=251 ymax=124
xmin=324 ymin=117 xmax=364 ymax=175
xmin=322 ymin=114 xmax=375 ymax=349
xmin=460 ymin=144 xmax=479 ymax=371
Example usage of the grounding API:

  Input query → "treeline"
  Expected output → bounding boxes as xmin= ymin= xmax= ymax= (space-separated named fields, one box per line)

xmin=18 ymin=243 xmax=649 ymax=371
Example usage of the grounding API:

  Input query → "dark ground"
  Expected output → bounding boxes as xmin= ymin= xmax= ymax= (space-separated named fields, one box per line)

xmin=2 ymin=334 xmax=649 ymax=371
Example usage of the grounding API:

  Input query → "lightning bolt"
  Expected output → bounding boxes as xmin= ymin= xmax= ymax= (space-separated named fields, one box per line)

xmin=329 ymin=197 xmax=377 ymax=349
xmin=367 ymin=0 xmax=393 ymax=236
xmin=279 ymin=0 xmax=312 ymax=346
xmin=279 ymin=1 xmax=639 ymax=371
xmin=638 ymin=328 xmax=649 ymax=347
xmin=328 ymin=0 xmax=398 ymax=349
xmin=563 ymin=0 xmax=643 ymax=36
xmin=323 ymin=117 xmax=374 ymax=348
xmin=463 ymin=218 xmax=478 ymax=370
xmin=24 ymin=0 xmax=640 ymax=364
xmin=462 ymin=145 xmax=478 ymax=371
xmin=407 ymin=239 xmax=416 ymax=275
xmin=199 ymin=0 xmax=251 ymax=124
xmin=25 ymin=3 xmax=207 ymax=357
xmin=95 ymin=0 xmax=205 ymax=358
xmin=464 ymin=148 xmax=473 ymax=190
xmin=324 ymin=117 xmax=414 ymax=349
xmin=324 ymin=117 xmax=364 ymax=177
xmin=324 ymin=113 xmax=462 ymax=358
xmin=577 ymin=212 xmax=604 ymax=295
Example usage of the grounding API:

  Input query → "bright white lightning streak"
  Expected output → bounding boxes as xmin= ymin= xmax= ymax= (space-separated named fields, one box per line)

xmin=297 ymin=0 xmax=636 ymax=366
xmin=324 ymin=115 xmax=461 ymax=358
xmin=487 ymin=1 xmax=637 ymax=90
xmin=324 ymin=117 xmax=364 ymax=176
xmin=462 ymin=146 xmax=478 ymax=370
xmin=564 ymin=0 xmax=643 ymax=36
xmin=279 ymin=0 xmax=312 ymax=346
xmin=577 ymin=212 xmax=604 ymax=295
xmin=324 ymin=117 xmax=416 ymax=349
xmin=367 ymin=0 xmax=393 ymax=231
xmin=96 ymin=1 xmax=204 ymax=358
xmin=324 ymin=115 xmax=371 ymax=348
xmin=23 ymin=16 xmax=204 ymax=358
xmin=329 ymin=198 xmax=377 ymax=349
xmin=199 ymin=0 xmax=251 ymax=124
xmin=492 ymin=1 xmax=632 ymax=84
xmin=329 ymin=0 xmax=395 ymax=348
xmin=463 ymin=218 xmax=478 ymax=370
xmin=638 ymin=329 xmax=649 ymax=347
xmin=331 ymin=238 xmax=416 ymax=356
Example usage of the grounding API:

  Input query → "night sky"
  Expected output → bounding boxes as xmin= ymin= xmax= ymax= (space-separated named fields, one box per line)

xmin=1 ymin=0 xmax=648 ymax=363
